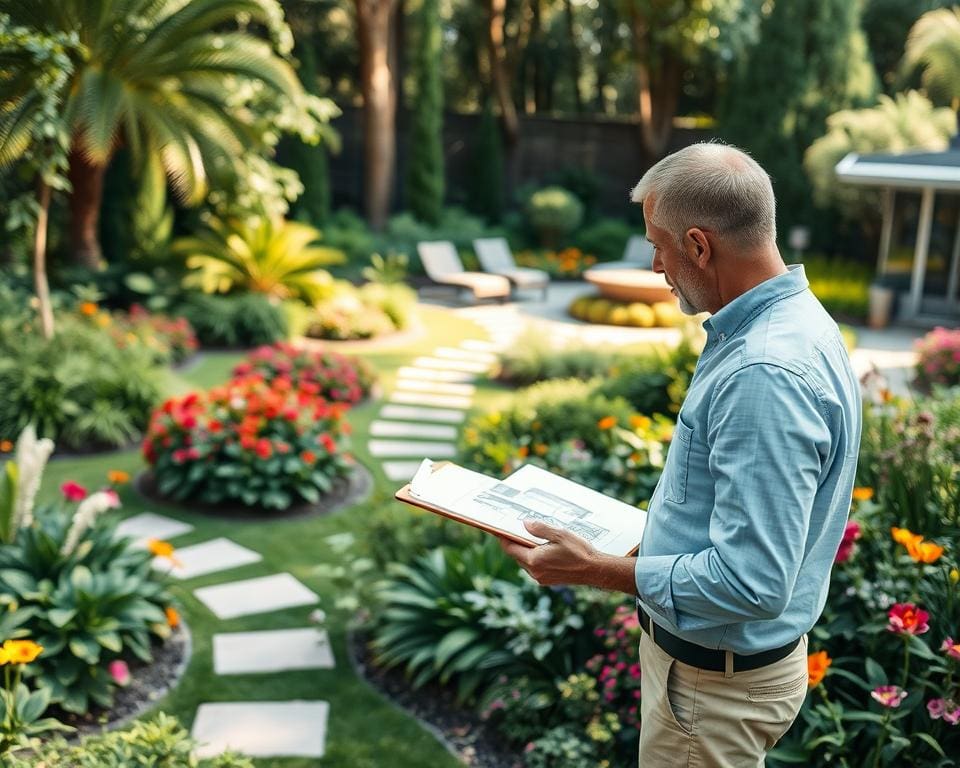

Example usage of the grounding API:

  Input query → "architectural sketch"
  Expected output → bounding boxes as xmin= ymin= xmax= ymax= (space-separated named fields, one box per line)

xmin=474 ymin=483 xmax=609 ymax=542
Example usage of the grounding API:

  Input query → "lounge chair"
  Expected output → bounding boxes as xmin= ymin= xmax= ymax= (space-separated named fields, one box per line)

xmin=416 ymin=240 xmax=511 ymax=302
xmin=589 ymin=234 xmax=654 ymax=271
xmin=473 ymin=237 xmax=550 ymax=300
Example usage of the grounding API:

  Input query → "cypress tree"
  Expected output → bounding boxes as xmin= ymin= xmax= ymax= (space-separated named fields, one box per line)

xmin=406 ymin=0 xmax=444 ymax=225
xmin=721 ymin=0 xmax=876 ymax=237
xmin=467 ymin=98 xmax=504 ymax=223
xmin=287 ymin=37 xmax=331 ymax=225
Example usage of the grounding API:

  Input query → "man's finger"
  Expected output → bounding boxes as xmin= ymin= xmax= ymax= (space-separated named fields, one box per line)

xmin=498 ymin=536 xmax=533 ymax=565
xmin=523 ymin=519 xmax=566 ymax=542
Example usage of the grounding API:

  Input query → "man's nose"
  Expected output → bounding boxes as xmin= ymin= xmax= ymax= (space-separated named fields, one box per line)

xmin=652 ymin=250 xmax=663 ymax=273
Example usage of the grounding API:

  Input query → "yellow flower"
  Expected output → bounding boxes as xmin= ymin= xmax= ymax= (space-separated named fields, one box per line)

xmin=107 ymin=469 xmax=130 ymax=485
xmin=852 ymin=487 xmax=874 ymax=502
xmin=630 ymin=415 xmax=652 ymax=431
xmin=950 ymin=568 xmax=959 ymax=584
xmin=906 ymin=539 xmax=944 ymax=564
xmin=0 ymin=646 xmax=8 ymax=665
xmin=488 ymin=411 xmax=501 ymax=426
xmin=597 ymin=416 xmax=617 ymax=430
xmin=2 ymin=639 xmax=43 ymax=665
xmin=147 ymin=539 xmax=175 ymax=559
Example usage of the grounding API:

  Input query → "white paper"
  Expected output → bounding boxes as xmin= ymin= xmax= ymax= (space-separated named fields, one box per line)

xmin=406 ymin=460 xmax=646 ymax=557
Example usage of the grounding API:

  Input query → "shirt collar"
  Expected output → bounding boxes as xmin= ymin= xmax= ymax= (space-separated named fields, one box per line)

xmin=702 ymin=264 xmax=809 ymax=342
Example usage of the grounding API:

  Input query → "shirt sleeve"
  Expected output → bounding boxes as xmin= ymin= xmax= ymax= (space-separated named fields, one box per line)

xmin=634 ymin=362 xmax=832 ymax=631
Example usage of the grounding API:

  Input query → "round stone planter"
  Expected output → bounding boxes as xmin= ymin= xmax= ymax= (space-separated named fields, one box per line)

xmin=583 ymin=267 xmax=676 ymax=304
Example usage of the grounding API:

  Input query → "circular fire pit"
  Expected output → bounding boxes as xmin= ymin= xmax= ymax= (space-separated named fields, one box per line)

xmin=583 ymin=268 xmax=676 ymax=304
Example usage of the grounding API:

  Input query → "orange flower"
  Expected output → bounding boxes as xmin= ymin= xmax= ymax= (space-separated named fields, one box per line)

xmin=597 ymin=416 xmax=617 ymax=430
xmin=630 ymin=415 xmax=652 ymax=431
xmin=906 ymin=539 xmax=944 ymax=564
xmin=107 ymin=469 xmax=130 ymax=485
xmin=807 ymin=650 xmax=831 ymax=688
xmin=891 ymin=527 xmax=922 ymax=548
xmin=852 ymin=487 xmax=874 ymax=502
xmin=165 ymin=606 xmax=180 ymax=629
xmin=517 ymin=445 xmax=529 ymax=458
xmin=0 ymin=440 xmax=12 ymax=452
xmin=79 ymin=301 xmax=98 ymax=316
xmin=1 ymin=639 xmax=43 ymax=665
xmin=147 ymin=539 xmax=176 ymax=559
xmin=534 ymin=443 xmax=548 ymax=456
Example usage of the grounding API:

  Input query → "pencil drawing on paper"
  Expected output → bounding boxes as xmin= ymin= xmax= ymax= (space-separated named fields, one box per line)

xmin=473 ymin=482 xmax=609 ymax=542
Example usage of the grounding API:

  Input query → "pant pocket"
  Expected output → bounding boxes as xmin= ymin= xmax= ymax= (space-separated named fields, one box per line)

xmin=746 ymin=672 xmax=807 ymax=702
xmin=666 ymin=659 xmax=697 ymax=736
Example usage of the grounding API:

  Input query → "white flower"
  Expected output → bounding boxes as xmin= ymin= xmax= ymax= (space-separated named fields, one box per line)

xmin=12 ymin=425 xmax=55 ymax=531
xmin=309 ymin=609 xmax=327 ymax=625
xmin=61 ymin=490 xmax=122 ymax=556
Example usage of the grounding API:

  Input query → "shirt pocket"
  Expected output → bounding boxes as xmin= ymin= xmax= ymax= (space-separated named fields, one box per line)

xmin=663 ymin=414 xmax=694 ymax=504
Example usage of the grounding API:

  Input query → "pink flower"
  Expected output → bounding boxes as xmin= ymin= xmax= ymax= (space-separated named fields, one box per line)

xmin=834 ymin=520 xmax=861 ymax=563
xmin=102 ymin=489 xmax=121 ymax=508
xmin=887 ymin=603 xmax=930 ymax=635
xmin=871 ymin=685 xmax=908 ymax=708
xmin=928 ymin=698 xmax=960 ymax=725
xmin=108 ymin=660 xmax=131 ymax=687
xmin=942 ymin=637 xmax=960 ymax=660
xmin=928 ymin=698 xmax=947 ymax=719
xmin=60 ymin=481 xmax=88 ymax=502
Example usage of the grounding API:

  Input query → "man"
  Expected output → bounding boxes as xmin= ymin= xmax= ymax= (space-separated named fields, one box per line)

xmin=498 ymin=142 xmax=862 ymax=767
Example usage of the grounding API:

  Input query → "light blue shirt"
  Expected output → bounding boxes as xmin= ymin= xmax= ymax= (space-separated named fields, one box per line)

xmin=635 ymin=264 xmax=862 ymax=654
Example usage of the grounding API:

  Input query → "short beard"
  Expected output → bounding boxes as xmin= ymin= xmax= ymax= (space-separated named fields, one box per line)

xmin=673 ymin=257 xmax=708 ymax=315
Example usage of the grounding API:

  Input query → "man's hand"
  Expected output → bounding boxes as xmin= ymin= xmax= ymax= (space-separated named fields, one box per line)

xmin=498 ymin=520 xmax=638 ymax=596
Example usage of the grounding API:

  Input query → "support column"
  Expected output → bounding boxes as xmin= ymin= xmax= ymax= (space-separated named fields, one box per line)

xmin=947 ymin=202 xmax=960 ymax=306
xmin=908 ymin=186 xmax=935 ymax=318
xmin=877 ymin=188 xmax=894 ymax=275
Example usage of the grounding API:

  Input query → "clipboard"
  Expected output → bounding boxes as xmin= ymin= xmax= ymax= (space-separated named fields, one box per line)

xmin=394 ymin=460 xmax=540 ymax=548
xmin=394 ymin=459 xmax=643 ymax=556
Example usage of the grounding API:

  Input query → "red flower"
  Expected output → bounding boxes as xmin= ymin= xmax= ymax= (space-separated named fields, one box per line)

xmin=300 ymin=450 xmax=317 ymax=465
xmin=240 ymin=434 xmax=257 ymax=450
xmin=834 ymin=520 xmax=861 ymax=563
xmin=887 ymin=603 xmax=930 ymax=635
xmin=255 ymin=438 xmax=273 ymax=459
xmin=319 ymin=433 xmax=336 ymax=454
xmin=208 ymin=420 xmax=223 ymax=434
xmin=60 ymin=481 xmax=88 ymax=502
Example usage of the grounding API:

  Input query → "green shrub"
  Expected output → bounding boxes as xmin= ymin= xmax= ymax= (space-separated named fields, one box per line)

xmin=371 ymin=539 xmax=609 ymax=702
xmin=303 ymin=281 xmax=417 ymax=341
xmin=459 ymin=379 xmax=672 ymax=507
xmin=573 ymin=218 xmax=636 ymax=263
xmin=0 ymin=466 xmax=175 ymax=714
xmin=177 ymin=293 xmax=288 ymax=348
xmin=526 ymin=187 xmax=584 ymax=249
xmin=382 ymin=207 xmax=498 ymax=271
xmin=0 ymin=316 xmax=161 ymax=451
xmin=801 ymin=255 xmax=871 ymax=320
xmin=496 ymin=332 xmax=618 ymax=387
xmin=321 ymin=209 xmax=378 ymax=266
xmin=9 ymin=713 xmax=252 ymax=767
xmin=143 ymin=376 xmax=351 ymax=511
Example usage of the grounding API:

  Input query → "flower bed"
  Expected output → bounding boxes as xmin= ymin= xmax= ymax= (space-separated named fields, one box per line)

xmin=568 ymin=294 xmax=684 ymax=328
xmin=914 ymin=326 xmax=960 ymax=391
xmin=514 ymin=247 xmax=598 ymax=279
xmin=76 ymin=302 xmax=198 ymax=366
xmin=232 ymin=342 xmax=375 ymax=406
xmin=143 ymin=376 xmax=352 ymax=510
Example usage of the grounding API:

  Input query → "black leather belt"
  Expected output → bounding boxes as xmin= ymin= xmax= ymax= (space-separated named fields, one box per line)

xmin=637 ymin=606 xmax=800 ymax=673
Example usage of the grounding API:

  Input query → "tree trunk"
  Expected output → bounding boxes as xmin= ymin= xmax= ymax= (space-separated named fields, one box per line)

xmin=34 ymin=179 xmax=54 ymax=340
xmin=564 ymin=0 xmax=583 ymax=113
xmin=631 ymin=9 xmax=681 ymax=158
xmin=355 ymin=0 xmax=399 ymax=232
xmin=486 ymin=0 xmax=521 ymax=196
xmin=67 ymin=149 xmax=107 ymax=269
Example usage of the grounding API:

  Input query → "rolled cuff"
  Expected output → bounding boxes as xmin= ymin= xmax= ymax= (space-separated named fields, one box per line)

xmin=635 ymin=553 xmax=682 ymax=627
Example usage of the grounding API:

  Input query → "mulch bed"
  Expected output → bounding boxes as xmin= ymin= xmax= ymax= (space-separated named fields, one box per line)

xmin=56 ymin=623 xmax=191 ymax=738
xmin=133 ymin=461 xmax=374 ymax=522
xmin=347 ymin=627 xmax=524 ymax=768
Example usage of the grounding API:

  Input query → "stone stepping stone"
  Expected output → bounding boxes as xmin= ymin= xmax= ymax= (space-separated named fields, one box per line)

xmin=380 ymin=404 xmax=466 ymax=423
xmin=389 ymin=391 xmax=472 ymax=409
xmin=412 ymin=356 xmax=490 ymax=373
xmin=370 ymin=420 xmax=457 ymax=439
xmin=194 ymin=573 xmax=318 ymax=620
xmin=368 ymin=439 xmax=456 ymax=458
xmin=396 ymin=366 xmax=475 ymax=383
xmin=395 ymin=378 xmax=476 ymax=396
xmin=116 ymin=512 xmax=193 ymax=547
xmin=192 ymin=701 xmax=329 ymax=759
xmin=152 ymin=538 xmax=261 ymax=580
xmin=382 ymin=460 xmax=428 ymax=482
xmin=213 ymin=628 xmax=334 ymax=675
xmin=460 ymin=340 xmax=500 ymax=352
xmin=434 ymin=346 xmax=497 ymax=363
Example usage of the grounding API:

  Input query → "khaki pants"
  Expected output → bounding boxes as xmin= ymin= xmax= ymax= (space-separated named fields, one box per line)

xmin=638 ymin=630 xmax=808 ymax=767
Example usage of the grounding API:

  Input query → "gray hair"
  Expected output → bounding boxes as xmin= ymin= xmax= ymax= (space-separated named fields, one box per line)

xmin=630 ymin=142 xmax=776 ymax=250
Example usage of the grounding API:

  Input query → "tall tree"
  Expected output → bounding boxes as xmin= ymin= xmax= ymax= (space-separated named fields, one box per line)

xmin=722 ymin=0 xmax=877 ymax=234
xmin=406 ymin=0 xmax=444 ymax=225
xmin=0 ymin=0 xmax=305 ymax=270
xmin=355 ymin=0 xmax=399 ymax=231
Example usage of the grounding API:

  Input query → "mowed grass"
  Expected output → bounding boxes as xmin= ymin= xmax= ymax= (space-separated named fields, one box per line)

xmin=38 ymin=304 xmax=521 ymax=768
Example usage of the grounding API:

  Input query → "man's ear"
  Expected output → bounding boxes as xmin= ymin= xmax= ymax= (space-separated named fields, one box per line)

xmin=685 ymin=227 xmax=712 ymax=269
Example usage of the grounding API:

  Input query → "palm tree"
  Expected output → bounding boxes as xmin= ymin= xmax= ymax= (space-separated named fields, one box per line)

xmin=0 ymin=0 xmax=305 ymax=268
xmin=902 ymin=7 xmax=960 ymax=137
